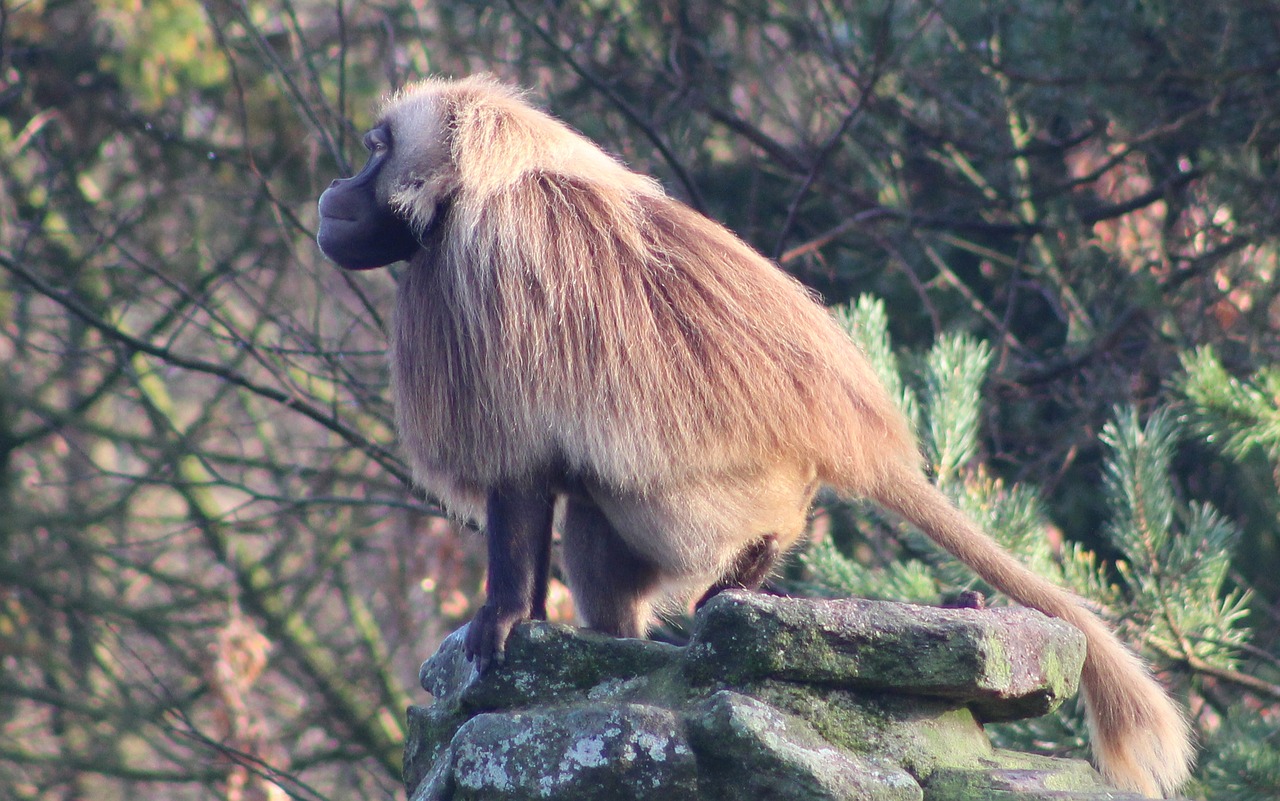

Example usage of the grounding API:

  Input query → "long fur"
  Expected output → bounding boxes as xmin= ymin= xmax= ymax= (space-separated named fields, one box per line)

xmin=380 ymin=75 xmax=1193 ymax=796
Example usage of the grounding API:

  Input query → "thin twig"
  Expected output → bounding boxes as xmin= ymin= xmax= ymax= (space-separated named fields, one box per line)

xmin=505 ymin=0 xmax=706 ymax=211
xmin=0 ymin=253 xmax=412 ymax=488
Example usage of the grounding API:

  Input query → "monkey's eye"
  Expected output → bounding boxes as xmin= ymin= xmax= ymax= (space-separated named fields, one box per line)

xmin=363 ymin=128 xmax=391 ymax=156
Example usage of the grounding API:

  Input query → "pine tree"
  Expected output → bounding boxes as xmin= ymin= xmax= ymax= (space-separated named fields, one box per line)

xmin=1176 ymin=347 xmax=1280 ymax=801
xmin=803 ymin=298 xmax=1269 ymax=796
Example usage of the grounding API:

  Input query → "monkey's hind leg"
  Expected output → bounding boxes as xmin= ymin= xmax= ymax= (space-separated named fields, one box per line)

xmin=561 ymin=497 xmax=662 ymax=638
xmin=695 ymin=534 xmax=780 ymax=609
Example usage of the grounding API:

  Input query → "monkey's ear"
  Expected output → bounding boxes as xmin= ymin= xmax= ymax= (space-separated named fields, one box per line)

xmin=391 ymin=172 xmax=460 ymax=235
xmin=376 ymin=88 xmax=462 ymax=232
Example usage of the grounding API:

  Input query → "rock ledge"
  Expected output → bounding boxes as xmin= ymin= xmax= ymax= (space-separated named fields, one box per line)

xmin=405 ymin=591 xmax=1151 ymax=801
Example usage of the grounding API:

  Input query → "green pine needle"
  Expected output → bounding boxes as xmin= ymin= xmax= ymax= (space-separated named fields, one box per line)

xmin=1178 ymin=346 xmax=1280 ymax=461
xmin=924 ymin=333 xmax=992 ymax=483
xmin=833 ymin=296 xmax=921 ymax=432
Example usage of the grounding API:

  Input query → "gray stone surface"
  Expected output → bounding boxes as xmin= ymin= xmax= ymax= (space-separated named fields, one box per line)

xmin=411 ymin=705 xmax=696 ymax=801
xmin=419 ymin=621 xmax=681 ymax=710
xmin=687 ymin=690 xmax=922 ymax=801
xmin=686 ymin=592 xmax=1086 ymax=721
xmin=403 ymin=591 xmax=1138 ymax=801
xmin=925 ymin=755 xmax=1153 ymax=801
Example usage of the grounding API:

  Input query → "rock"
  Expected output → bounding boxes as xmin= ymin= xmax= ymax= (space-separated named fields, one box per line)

xmin=924 ymin=753 xmax=1152 ymax=801
xmin=745 ymin=685 xmax=996 ymax=776
xmin=687 ymin=690 xmax=922 ymax=801
xmin=411 ymin=705 xmax=696 ymax=801
xmin=419 ymin=621 xmax=681 ymax=710
xmin=404 ymin=592 xmax=1143 ymax=801
xmin=685 ymin=591 xmax=1085 ymax=721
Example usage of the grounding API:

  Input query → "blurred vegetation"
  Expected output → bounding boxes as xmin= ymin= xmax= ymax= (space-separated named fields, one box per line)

xmin=1 ymin=1 xmax=1278 ymax=799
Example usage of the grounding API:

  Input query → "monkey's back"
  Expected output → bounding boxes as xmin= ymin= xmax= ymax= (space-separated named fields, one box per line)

xmin=391 ymin=168 xmax=917 ymax=504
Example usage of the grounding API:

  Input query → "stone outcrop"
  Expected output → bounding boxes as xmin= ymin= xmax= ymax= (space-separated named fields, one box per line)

xmin=404 ymin=590 xmax=1152 ymax=801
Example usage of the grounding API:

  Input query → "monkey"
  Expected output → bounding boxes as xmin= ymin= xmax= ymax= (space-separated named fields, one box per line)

xmin=316 ymin=75 xmax=1193 ymax=797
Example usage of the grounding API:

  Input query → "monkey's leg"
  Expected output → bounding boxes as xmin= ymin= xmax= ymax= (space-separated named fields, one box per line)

xmin=561 ymin=497 xmax=662 ymax=638
xmin=529 ymin=504 xmax=553 ymax=622
xmin=694 ymin=534 xmax=780 ymax=609
xmin=464 ymin=485 xmax=555 ymax=673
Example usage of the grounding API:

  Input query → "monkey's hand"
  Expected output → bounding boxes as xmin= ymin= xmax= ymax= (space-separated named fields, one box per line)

xmin=463 ymin=604 xmax=525 ymax=673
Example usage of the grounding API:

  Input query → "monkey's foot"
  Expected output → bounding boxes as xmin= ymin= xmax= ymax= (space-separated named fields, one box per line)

xmin=695 ymin=534 xmax=781 ymax=609
xmin=944 ymin=589 xmax=986 ymax=609
xmin=464 ymin=604 xmax=527 ymax=673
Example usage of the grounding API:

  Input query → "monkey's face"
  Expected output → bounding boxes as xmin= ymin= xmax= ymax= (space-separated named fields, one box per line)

xmin=317 ymin=100 xmax=458 ymax=271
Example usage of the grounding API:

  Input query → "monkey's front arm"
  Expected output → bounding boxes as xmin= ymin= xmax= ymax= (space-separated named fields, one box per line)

xmin=463 ymin=486 xmax=555 ymax=672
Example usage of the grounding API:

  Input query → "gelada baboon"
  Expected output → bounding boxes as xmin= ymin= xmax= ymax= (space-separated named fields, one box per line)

xmin=317 ymin=75 xmax=1192 ymax=796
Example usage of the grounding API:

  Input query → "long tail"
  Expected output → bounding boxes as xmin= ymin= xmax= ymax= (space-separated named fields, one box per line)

xmin=866 ymin=463 xmax=1194 ymax=797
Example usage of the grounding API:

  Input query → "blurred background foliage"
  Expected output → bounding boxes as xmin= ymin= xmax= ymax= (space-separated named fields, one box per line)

xmin=1 ymin=1 xmax=1278 ymax=798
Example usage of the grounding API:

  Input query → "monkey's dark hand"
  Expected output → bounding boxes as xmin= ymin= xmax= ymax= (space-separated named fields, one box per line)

xmin=463 ymin=604 xmax=525 ymax=673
